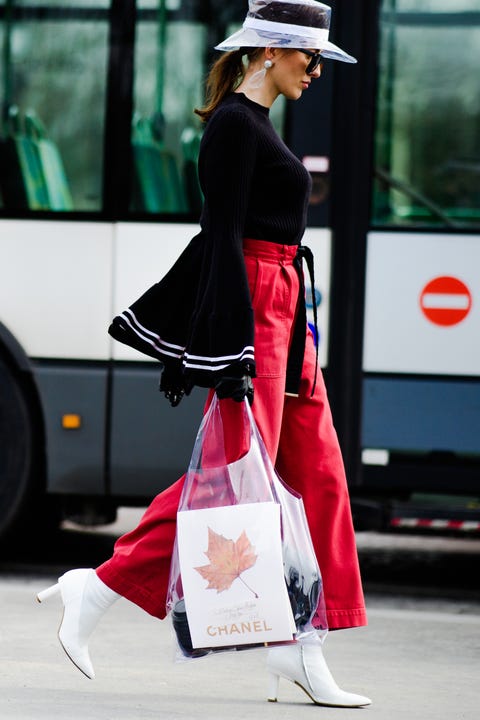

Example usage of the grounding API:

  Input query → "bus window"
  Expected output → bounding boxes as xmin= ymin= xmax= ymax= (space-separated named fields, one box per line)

xmin=131 ymin=2 xmax=206 ymax=214
xmin=372 ymin=0 xmax=480 ymax=228
xmin=0 ymin=1 xmax=109 ymax=212
xmin=130 ymin=0 xmax=286 ymax=216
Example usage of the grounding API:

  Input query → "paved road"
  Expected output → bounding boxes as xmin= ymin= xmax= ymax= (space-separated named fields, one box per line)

xmin=1 ymin=511 xmax=479 ymax=719
xmin=1 ymin=574 xmax=479 ymax=720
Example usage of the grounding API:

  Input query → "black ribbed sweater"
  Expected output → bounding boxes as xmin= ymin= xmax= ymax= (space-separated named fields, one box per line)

xmin=199 ymin=92 xmax=312 ymax=247
xmin=109 ymin=92 xmax=312 ymax=394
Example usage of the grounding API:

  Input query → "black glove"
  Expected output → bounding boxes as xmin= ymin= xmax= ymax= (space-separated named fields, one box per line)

xmin=159 ymin=364 xmax=186 ymax=407
xmin=215 ymin=374 xmax=254 ymax=405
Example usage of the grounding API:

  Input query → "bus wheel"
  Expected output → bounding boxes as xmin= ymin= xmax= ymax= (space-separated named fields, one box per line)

xmin=0 ymin=356 xmax=39 ymax=543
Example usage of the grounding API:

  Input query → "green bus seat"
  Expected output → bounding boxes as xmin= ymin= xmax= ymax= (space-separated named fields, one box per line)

xmin=0 ymin=108 xmax=73 ymax=211
xmin=131 ymin=117 xmax=187 ymax=213
xmin=24 ymin=113 xmax=73 ymax=211
xmin=0 ymin=107 xmax=49 ymax=209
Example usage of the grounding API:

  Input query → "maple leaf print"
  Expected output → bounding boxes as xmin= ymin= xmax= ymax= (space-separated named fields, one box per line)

xmin=195 ymin=527 xmax=258 ymax=596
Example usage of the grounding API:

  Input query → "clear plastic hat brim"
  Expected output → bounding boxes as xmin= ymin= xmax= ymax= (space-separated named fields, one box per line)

xmin=214 ymin=27 xmax=357 ymax=64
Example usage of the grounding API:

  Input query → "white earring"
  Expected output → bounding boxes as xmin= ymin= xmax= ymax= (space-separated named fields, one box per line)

xmin=247 ymin=59 xmax=273 ymax=89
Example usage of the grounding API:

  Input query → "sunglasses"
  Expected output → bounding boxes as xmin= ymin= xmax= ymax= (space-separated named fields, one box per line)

xmin=297 ymin=49 xmax=324 ymax=75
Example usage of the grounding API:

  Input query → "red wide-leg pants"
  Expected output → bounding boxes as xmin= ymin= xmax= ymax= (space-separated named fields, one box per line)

xmin=97 ymin=240 xmax=367 ymax=630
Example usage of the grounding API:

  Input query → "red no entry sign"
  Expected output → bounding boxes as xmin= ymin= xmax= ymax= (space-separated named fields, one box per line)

xmin=420 ymin=276 xmax=472 ymax=326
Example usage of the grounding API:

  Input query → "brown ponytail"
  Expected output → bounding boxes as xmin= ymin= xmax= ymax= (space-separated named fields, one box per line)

xmin=195 ymin=48 xmax=262 ymax=123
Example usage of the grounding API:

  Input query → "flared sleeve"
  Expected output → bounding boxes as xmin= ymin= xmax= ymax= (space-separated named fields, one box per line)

xmin=109 ymin=100 xmax=260 ymax=391
xmin=183 ymin=104 xmax=259 ymax=382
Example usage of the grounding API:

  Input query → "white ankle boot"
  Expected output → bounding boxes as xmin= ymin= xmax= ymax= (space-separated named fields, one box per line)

xmin=37 ymin=568 xmax=120 ymax=679
xmin=267 ymin=643 xmax=371 ymax=707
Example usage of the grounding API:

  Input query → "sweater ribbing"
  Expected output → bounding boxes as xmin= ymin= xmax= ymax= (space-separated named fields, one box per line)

xmin=198 ymin=92 xmax=312 ymax=247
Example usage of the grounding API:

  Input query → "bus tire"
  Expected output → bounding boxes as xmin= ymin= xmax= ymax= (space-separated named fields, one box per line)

xmin=0 ymin=355 xmax=50 ymax=544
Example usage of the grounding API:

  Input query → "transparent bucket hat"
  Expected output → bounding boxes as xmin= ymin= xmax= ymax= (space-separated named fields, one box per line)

xmin=215 ymin=0 xmax=356 ymax=64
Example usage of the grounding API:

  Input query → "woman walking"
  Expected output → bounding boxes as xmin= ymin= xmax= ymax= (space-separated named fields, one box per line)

xmin=38 ymin=0 xmax=371 ymax=707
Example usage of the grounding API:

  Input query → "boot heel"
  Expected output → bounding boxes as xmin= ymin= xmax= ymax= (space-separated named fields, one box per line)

xmin=267 ymin=672 xmax=280 ymax=702
xmin=36 ymin=583 xmax=60 ymax=603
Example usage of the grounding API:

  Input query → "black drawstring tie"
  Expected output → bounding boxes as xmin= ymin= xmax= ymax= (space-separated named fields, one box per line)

xmin=296 ymin=245 xmax=319 ymax=398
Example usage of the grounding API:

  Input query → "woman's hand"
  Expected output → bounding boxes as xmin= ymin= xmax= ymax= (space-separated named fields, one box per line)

xmin=215 ymin=374 xmax=254 ymax=405
xmin=159 ymin=364 xmax=186 ymax=407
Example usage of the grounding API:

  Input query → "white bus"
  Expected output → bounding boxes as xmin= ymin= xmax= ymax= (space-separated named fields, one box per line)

xmin=0 ymin=0 xmax=479 ymax=541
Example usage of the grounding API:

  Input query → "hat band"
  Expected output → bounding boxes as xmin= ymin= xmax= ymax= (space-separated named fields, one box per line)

xmin=244 ymin=16 xmax=330 ymax=44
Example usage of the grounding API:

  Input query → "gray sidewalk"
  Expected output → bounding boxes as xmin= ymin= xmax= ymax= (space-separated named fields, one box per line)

xmin=1 ymin=576 xmax=479 ymax=719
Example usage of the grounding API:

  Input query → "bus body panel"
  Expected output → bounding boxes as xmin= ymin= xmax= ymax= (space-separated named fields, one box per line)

xmin=111 ymin=222 xmax=198 ymax=361
xmin=363 ymin=232 xmax=480 ymax=376
xmin=0 ymin=220 xmax=114 ymax=361
xmin=362 ymin=376 xmax=480 ymax=456
xmin=361 ymin=230 xmax=480 ymax=501
xmin=34 ymin=363 xmax=108 ymax=494
xmin=109 ymin=365 xmax=206 ymax=497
